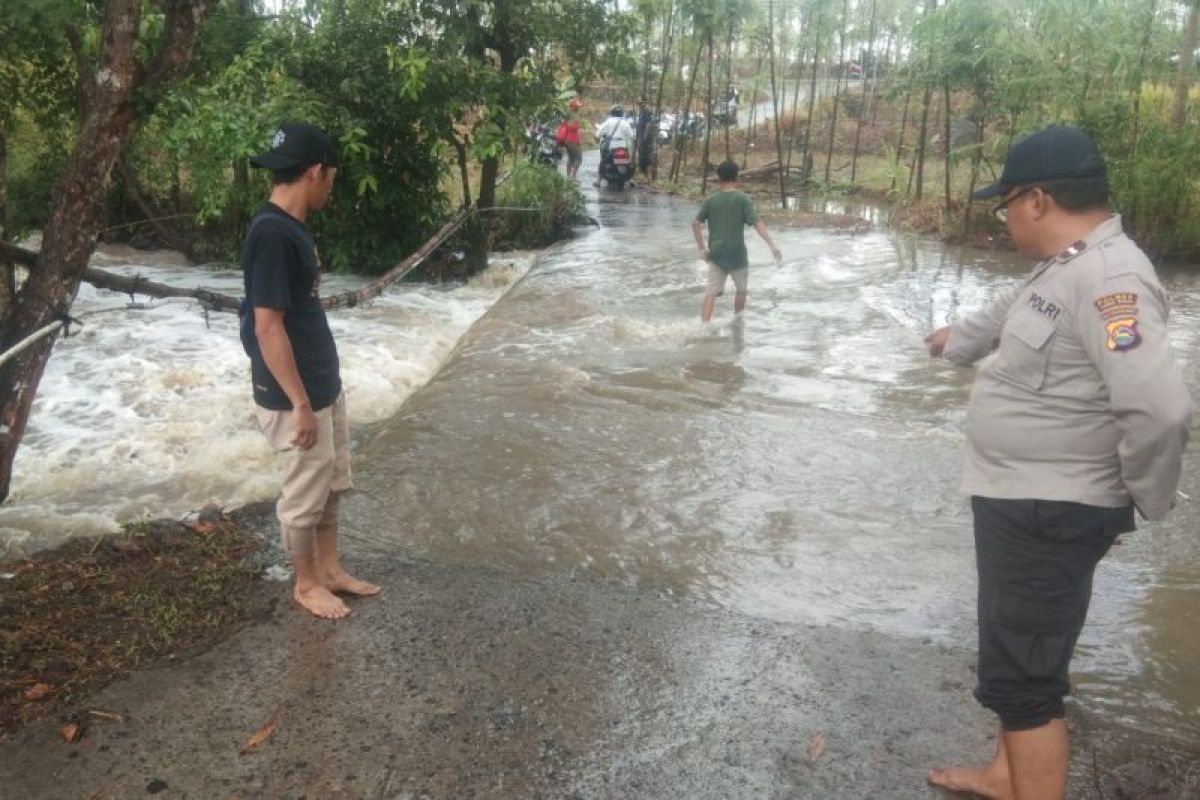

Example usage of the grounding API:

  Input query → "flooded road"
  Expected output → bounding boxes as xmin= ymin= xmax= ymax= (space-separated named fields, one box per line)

xmin=343 ymin=155 xmax=1200 ymax=745
xmin=3 ymin=147 xmax=1197 ymax=774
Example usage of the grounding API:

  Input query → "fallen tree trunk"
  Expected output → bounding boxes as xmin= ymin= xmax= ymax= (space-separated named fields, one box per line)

xmin=321 ymin=207 xmax=471 ymax=310
xmin=738 ymin=161 xmax=807 ymax=180
xmin=1 ymin=206 xmax=473 ymax=313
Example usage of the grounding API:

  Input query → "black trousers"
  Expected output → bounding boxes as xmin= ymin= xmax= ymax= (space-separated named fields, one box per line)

xmin=971 ymin=496 xmax=1134 ymax=731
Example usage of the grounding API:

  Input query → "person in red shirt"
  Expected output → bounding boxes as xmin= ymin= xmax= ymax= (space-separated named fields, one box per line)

xmin=557 ymin=98 xmax=584 ymax=179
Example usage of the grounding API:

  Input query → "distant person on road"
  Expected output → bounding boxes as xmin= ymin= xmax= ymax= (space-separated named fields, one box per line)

xmin=239 ymin=122 xmax=381 ymax=620
xmin=557 ymin=98 xmax=584 ymax=180
xmin=594 ymin=104 xmax=635 ymax=187
xmin=691 ymin=160 xmax=782 ymax=323
xmin=925 ymin=126 xmax=1193 ymax=799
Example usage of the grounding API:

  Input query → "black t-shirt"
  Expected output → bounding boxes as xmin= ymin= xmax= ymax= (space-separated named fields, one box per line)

xmin=239 ymin=203 xmax=341 ymax=411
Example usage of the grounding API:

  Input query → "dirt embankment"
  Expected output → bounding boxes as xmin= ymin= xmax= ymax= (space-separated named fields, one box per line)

xmin=0 ymin=505 xmax=276 ymax=737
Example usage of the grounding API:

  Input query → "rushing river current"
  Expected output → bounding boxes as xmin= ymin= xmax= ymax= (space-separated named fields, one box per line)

xmin=5 ymin=152 xmax=1198 ymax=745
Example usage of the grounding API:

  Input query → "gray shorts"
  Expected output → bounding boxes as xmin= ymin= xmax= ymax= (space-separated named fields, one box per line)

xmin=705 ymin=263 xmax=748 ymax=297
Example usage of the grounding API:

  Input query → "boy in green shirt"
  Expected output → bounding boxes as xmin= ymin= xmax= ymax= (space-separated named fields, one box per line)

xmin=691 ymin=160 xmax=782 ymax=323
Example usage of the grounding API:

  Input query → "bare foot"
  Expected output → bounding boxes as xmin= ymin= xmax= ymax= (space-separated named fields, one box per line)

xmin=323 ymin=570 xmax=382 ymax=597
xmin=293 ymin=585 xmax=351 ymax=619
xmin=927 ymin=764 xmax=1013 ymax=799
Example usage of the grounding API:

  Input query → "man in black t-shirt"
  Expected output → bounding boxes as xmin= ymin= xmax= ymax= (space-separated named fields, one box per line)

xmin=241 ymin=122 xmax=380 ymax=619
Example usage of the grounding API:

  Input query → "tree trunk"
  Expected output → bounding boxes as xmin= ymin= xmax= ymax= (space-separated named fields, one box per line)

xmin=0 ymin=127 xmax=7 ymax=243
xmin=466 ymin=156 xmax=499 ymax=273
xmin=893 ymin=89 xmax=911 ymax=192
xmin=823 ymin=0 xmax=849 ymax=185
xmin=651 ymin=1 xmax=676 ymax=181
xmin=850 ymin=0 xmax=878 ymax=185
xmin=799 ymin=11 xmax=823 ymax=185
xmin=962 ymin=105 xmax=987 ymax=238
xmin=466 ymin=1 xmax=518 ymax=272
xmin=1127 ymin=0 xmax=1159 ymax=228
xmin=641 ymin=9 xmax=653 ymax=104
xmin=785 ymin=12 xmax=817 ymax=178
xmin=670 ymin=37 xmax=705 ymax=183
xmin=701 ymin=28 xmax=715 ymax=194
xmin=766 ymin=0 xmax=787 ymax=204
xmin=871 ymin=29 xmax=893 ymax=126
xmin=4 ymin=204 xmax=472 ymax=313
xmin=0 ymin=127 xmax=12 ymax=321
xmin=742 ymin=49 xmax=765 ymax=166
xmin=913 ymin=84 xmax=933 ymax=200
xmin=722 ymin=22 xmax=735 ymax=160
xmin=912 ymin=0 xmax=936 ymax=200
xmin=0 ymin=0 xmax=216 ymax=504
xmin=1171 ymin=2 xmax=1199 ymax=128
xmin=452 ymin=137 xmax=471 ymax=206
xmin=942 ymin=80 xmax=952 ymax=213
xmin=116 ymin=155 xmax=191 ymax=255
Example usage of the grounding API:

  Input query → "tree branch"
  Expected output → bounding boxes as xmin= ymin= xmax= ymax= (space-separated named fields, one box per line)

xmin=2 ymin=206 xmax=474 ymax=313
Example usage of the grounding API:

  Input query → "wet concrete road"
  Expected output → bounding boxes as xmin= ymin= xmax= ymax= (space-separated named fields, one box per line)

xmin=0 ymin=553 xmax=1194 ymax=799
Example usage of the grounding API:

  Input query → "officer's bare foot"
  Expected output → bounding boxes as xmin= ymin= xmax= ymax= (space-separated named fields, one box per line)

xmin=293 ymin=585 xmax=350 ymax=619
xmin=323 ymin=569 xmax=382 ymax=597
xmin=927 ymin=763 xmax=1012 ymax=799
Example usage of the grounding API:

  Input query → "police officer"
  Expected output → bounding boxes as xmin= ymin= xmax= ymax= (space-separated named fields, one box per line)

xmin=925 ymin=126 xmax=1193 ymax=800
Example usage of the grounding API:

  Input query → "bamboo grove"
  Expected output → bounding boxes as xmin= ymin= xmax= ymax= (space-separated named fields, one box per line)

xmin=631 ymin=0 xmax=1200 ymax=258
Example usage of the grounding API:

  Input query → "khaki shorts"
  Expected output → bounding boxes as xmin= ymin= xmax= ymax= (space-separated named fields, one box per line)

xmin=705 ymin=263 xmax=748 ymax=297
xmin=256 ymin=391 xmax=351 ymax=529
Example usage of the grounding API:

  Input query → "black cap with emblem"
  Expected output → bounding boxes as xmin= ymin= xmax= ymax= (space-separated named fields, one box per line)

xmin=972 ymin=125 xmax=1106 ymax=201
xmin=250 ymin=122 xmax=340 ymax=170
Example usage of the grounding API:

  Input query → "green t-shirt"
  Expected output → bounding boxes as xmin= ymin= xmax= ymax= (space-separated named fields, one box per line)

xmin=695 ymin=190 xmax=759 ymax=271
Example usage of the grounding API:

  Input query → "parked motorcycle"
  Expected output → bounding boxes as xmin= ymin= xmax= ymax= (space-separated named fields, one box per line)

xmin=525 ymin=123 xmax=562 ymax=168
xmin=711 ymin=101 xmax=738 ymax=127
xmin=598 ymin=142 xmax=633 ymax=190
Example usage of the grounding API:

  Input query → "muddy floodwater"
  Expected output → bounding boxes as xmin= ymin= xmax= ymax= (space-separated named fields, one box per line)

xmin=344 ymin=171 xmax=1200 ymax=747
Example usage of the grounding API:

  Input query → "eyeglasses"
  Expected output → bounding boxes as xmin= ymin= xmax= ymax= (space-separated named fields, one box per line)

xmin=992 ymin=186 xmax=1035 ymax=223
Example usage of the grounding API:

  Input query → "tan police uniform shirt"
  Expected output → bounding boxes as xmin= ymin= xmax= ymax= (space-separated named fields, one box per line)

xmin=943 ymin=214 xmax=1193 ymax=520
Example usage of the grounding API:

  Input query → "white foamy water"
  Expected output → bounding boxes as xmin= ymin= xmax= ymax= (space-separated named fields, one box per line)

xmin=0 ymin=248 xmax=532 ymax=555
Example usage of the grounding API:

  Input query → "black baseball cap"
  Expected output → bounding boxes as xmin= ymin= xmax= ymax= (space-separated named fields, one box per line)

xmin=249 ymin=122 xmax=339 ymax=170
xmin=972 ymin=125 xmax=1106 ymax=200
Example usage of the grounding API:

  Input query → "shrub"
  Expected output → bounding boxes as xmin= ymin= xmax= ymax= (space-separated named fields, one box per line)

xmin=1079 ymin=97 xmax=1200 ymax=259
xmin=491 ymin=163 xmax=587 ymax=249
xmin=5 ymin=116 xmax=70 ymax=239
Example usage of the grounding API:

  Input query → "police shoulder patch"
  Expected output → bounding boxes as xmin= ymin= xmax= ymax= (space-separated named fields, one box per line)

xmin=1094 ymin=291 xmax=1138 ymax=319
xmin=1105 ymin=317 xmax=1141 ymax=352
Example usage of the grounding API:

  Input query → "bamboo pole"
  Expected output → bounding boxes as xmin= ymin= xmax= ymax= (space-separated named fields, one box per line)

xmin=742 ymin=49 xmax=765 ymax=166
xmin=651 ymin=0 xmax=677 ymax=181
xmin=671 ymin=35 xmax=706 ymax=183
xmin=701 ymin=27 xmax=716 ymax=194
xmin=850 ymin=0 xmax=878 ymax=186
xmin=823 ymin=0 xmax=850 ymax=185
xmin=766 ymin=0 xmax=788 ymax=204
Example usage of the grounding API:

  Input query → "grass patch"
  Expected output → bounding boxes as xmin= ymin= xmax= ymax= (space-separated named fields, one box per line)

xmin=0 ymin=512 xmax=274 ymax=736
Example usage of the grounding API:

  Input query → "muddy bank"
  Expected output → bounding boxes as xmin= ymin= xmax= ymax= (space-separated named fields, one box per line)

xmin=0 ymin=507 xmax=276 ymax=736
xmin=0 ymin=549 xmax=1194 ymax=799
